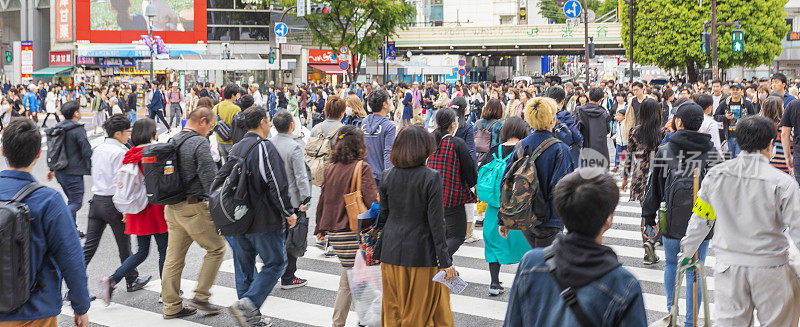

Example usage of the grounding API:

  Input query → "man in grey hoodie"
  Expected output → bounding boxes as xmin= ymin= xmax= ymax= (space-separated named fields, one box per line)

xmin=362 ymin=89 xmax=397 ymax=185
xmin=269 ymin=110 xmax=311 ymax=290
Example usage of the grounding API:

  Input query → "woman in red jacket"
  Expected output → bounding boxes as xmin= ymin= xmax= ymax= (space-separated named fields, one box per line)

xmin=99 ymin=118 xmax=168 ymax=305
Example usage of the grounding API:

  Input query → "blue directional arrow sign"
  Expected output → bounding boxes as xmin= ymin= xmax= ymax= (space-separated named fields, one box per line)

xmin=564 ymin=0 xmax=582 ymax=19
xmin=274 ymin=22 xmax=288 ymax=37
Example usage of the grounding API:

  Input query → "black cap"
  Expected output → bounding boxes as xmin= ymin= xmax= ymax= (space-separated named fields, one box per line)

xmin=729 ymin=83 xmax=743 ymax=90
xmin=450 ymin=96 xmax=468 ymax=111
xmin=674 ymin=101 xmax=705 ymax=131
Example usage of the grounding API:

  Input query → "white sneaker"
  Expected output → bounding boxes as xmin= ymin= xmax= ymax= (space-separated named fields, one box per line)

xmin=464 ymin=234 xmax=479 ymax=244
xmin=324 ymin=245 xmax=337 ymax=257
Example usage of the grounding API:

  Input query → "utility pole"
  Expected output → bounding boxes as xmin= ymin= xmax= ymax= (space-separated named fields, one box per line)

xmin=583 ymin=0 xmax=590 ymax=85
xmin=704 ymin=0 xmax=739 ymax=81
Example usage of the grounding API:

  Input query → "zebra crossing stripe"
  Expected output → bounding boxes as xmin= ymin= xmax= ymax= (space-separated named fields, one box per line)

xmin=61 ymin=300 xmax=211 ymax=327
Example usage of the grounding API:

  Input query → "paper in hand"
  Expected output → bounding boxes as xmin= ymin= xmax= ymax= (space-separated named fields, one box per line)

xmin=432 ymin=270 xmax=468 ymax=294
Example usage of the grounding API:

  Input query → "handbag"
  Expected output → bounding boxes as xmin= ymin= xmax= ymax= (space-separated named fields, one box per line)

xmin=344 ymin=160 xmax=369 ymax=233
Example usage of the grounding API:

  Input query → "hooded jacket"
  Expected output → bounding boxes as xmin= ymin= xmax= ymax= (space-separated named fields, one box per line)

xmin=361 ymin=113 xmax=397 ymax=182
xmin=574 ymin=103 xmax=611 ymax=163
xmin=554 ymin=110 xmax=583 ymax=168
xmin=52 ymin=120 xmax=92 ymax=175
xmin=642 ymin=130 xmax=717 ymax=237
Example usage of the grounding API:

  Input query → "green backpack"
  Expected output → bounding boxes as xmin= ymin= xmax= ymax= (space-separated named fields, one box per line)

xmin=498 ymin=138 xmax=562 ymax=230
xmin=477 ymin=146 xmax=514 ymax=207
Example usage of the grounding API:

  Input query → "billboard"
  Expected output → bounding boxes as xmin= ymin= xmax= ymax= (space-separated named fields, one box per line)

xmin=76 ymin=0 xmax=206 ymax=44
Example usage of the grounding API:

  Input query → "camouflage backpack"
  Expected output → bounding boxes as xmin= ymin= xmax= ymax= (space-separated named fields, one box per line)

xmin=498 ymin=137 xmax=562 ymax=230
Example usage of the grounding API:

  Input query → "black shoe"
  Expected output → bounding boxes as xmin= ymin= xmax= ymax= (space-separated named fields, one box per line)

xmin=188 ymin=298 xmax=221 ymax=315
xmin=280 ymin=277 xmax=308 ymax=290
xmin=163 ymin=307 xmax=197 ymax=319
xmin=127 ymin=275 xmax=152 ymax=292
xmin=78 ymin=231 xmax=85 ymax=238
xmin=475 ymin=220 xmax=484 ymax=228
xmin=488 ymin=283 xmax=505 ymax=296
xmin=643 ymin=242 xmax=660 ymax=265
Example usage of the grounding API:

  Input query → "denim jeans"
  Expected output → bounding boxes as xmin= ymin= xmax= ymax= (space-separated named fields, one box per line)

xmin=228 ymin=230 xmax=287 ymax=309
xmin=614 ymin=144 xmax=627 ymax=167
xmin=424 ymin=109 xmax=438 ymax=130
xmin=110 ymin=233 xmax=168 ymax=285
xmin=54 ymin=172 xmax=84 ymax=224
xmin=727 ymin=137 xmax=741 ymax=159
xmin=127 ymin=110 xmax=137 ymax=125
xmin=664 ymin=236 xmax=709 ymax=327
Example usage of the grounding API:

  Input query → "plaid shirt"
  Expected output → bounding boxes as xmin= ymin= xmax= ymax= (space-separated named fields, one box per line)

xmin=429 ymin=136 xmax=477 ymax=208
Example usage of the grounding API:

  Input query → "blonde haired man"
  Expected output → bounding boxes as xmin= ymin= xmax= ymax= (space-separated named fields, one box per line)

xmin=500 ymin=97 xmax=575 ymax=249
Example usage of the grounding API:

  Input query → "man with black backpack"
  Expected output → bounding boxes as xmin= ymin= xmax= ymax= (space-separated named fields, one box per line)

xmin=0 ymin=118 xmax=91 ymax=327
xmin=46 ymin=100 xmax=92 ymax=238
xmin=642 ymin=102 xmax=716 ymax=326
xmin=212 ymin=107 xmax=297 ymax=327
xmin=158 ymin=107 xmax=226 ymax=319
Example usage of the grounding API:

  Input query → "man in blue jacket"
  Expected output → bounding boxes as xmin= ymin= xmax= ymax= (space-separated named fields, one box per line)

xmin=146 ymin=81 xmax=170 ymax=131
xmin=0 ymin=118 xmax=91 ymax=326
xmin=547 ymin=86 xmax=583 ymax=167
xmin=23 ymin=84 xmax=40 ymax=122
xmin=504 ymin=169 xmax=647 ymax=326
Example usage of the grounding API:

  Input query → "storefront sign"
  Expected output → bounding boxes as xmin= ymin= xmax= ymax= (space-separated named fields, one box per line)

xmin=21 ymin=41 xmax=33 ymax=78
xmin=99 ymin=58 xmax=137 ymax=67
xmin=55 ymin=0 xmax=73 ymax=42
xmin=281 ymin=44 xmax=302 ymax=55
xmin=49 ymin=51 xmax=73 ymax=66
xmin=76 ymin=57 xmax=96 ymax=65
xmin=789 ymin=31 xmax=800 ymax=41
xmin=308 ymin=49 xmax=337 ymax=64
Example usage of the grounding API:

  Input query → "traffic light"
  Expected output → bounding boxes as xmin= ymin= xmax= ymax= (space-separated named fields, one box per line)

xmin=701 ymin=32 xmax=711 ymax=54
xmin=310 ymin=2 xmax=331 ymax=15
xmin=3 ymin=49 xmax=11 ymax=63
xmin=731 ymin=28 xmax=744 ymax=52
xmin=268 ymin=51 xmax=276 ymax=64
xmin=588 ymin=41 xmax=595 ymax=59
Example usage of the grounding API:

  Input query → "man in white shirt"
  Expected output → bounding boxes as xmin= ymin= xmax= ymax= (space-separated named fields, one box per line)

xmin=696 ymin=94 xmax=723 ymax=156
xmin=711 ymin=79 xmax=726 ymax=113
xmin=83 ymin=114 xmax=151 ymax=292
xmin=251 ymin=83 xmax=263 ymax=107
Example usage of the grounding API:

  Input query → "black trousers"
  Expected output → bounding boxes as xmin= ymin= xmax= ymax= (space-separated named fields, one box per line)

xmin=41 ymin=112 xmax=60 ymax=125
xmin=521 ymin=225 xmax=562 ymax=249
xmin=281 ymin=253 xmax=298 ymax=283
xmin=444 ymin=204 xmax=467 ymax=257
xmin=148 ymin=108 xmax=170 ymax=130
xmin=83 ymin=195 xmax=138 ymax=284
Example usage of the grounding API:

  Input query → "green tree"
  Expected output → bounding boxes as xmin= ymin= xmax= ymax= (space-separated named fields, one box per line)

xmin=279 ymin=0 xmax=415 ymax=81
xmin=619 ymin=0 xmax=788 ymax=82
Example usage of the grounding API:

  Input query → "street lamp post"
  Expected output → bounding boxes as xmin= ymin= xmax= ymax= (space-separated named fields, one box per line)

xmin=145 ymin=5 xmax=157 ymax=83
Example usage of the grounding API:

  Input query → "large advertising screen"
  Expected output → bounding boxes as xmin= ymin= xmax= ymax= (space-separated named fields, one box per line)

xmin=77 ymin=0 xmax=206 ymax=44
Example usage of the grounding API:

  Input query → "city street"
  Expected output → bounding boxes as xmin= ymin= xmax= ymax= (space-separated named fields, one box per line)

xmin=0 ymin=119 xmax=712 ymax=326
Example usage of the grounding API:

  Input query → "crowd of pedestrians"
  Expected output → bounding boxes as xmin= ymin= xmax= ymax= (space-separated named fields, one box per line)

xmin=1 ymin=72 xmax=800 ymax=327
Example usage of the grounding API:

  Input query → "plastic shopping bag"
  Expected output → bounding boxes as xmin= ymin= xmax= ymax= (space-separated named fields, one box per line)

xmin=347 ymin=249 xmax=382 ymax=327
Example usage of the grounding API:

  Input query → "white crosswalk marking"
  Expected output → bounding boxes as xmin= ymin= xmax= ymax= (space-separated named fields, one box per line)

xmin=60 ymin=184 xmax=716 ymax=326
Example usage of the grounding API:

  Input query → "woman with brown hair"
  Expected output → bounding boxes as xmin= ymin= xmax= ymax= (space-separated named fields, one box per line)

xmin=378 ymin=124 xmax=456 ymax=326
xmin=475 ymin=99 xmax=505 ymax=162
xmin=761 ymin=96 xmax=790 ymax=173
xmin=314 ymin=125 xmax=378 ymax=327
xmin=343 ymin=95 xmax=367 ymax=126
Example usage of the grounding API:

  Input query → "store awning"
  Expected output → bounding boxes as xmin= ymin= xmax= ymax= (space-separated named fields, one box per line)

xmin=31 ymin=66 xmax=72 ymax=77
xmin=310 ymin=64 xmax=345 ymax=75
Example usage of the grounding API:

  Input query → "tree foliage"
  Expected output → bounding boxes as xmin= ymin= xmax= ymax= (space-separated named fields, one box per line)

xmin=619 ymin=0 xmax=788 ymax=78
xmin=280 ymin=0 xmax=415 ymax=81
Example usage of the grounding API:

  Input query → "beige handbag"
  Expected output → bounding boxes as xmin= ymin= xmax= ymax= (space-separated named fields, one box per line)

xmin=343 ymin=160 xmax=368 ymax=233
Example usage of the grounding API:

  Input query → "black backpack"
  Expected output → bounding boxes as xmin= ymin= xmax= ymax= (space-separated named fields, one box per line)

xmin=209 ymin=138 xmax=264 ymax=236
xmin=213 ymin=104 xmax=233 ymax=142
xmin=0 ymin=182 xmax=44 ymax=313
xmin=660 ymin=144 xmax=711 ymax=240
xmin=142 ymin=132 xmax=202 ymax=205
xmin=45 ymin=124 xmax=82 ymax=171
xmin=229 ymin=111 xmax=248 ymax=145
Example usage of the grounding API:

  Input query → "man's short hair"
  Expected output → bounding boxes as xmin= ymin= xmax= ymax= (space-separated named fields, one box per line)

xmin=223 ymin=84 xmax=239 ymax=99
xmin=188 ymin=106 xmax=215 ymax=123
xmin=771 ymin=73 xmax=788 ymax=85
xmin=553 ymin=170 xmax=619 ymax=237
xmin=242 ymin=106 xmax=268 ymax=131
xmin=366 ymin=89 xmax=389 ymax=113
xmin=711 ymin=79 xmax=722 ymax=86
xmin=103 ymin=114 xmax=131 ymax=137
xmin=61 ymin=100 xmax=81 ymax=120
xmin=695 ymin=94 xmax=713 ymax=111
xmin=273 ymin=109 xmax=293 ymax=133
xmin=631 ymin=81 xmax=644 ymax=89
xmin=237 ymin=94 xmax=255 ymax=110
xmin=525 ymin=97 xmax=558 ymax=131
xmin=2 ymin=118 xmax=41 ymax=168
xmin=545 ymin=86 xmax=566 ymax=104
xmin=736 ymin=116 xmax=775 ymax=153
xmin=588 ymin=87 xmax=604 ymax=102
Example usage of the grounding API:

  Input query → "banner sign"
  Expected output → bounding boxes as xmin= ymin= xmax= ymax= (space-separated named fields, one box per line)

xmin=55 ymin=0 xmax=73 ymax=41
xmin=49 ymin=51 xmax=73 ymax=66
xmin=21 ymin=41 xmax=33 ymax=78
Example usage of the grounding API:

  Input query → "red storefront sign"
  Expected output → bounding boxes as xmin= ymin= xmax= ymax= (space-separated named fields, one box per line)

xmin=308 ymin=49 xmax=337 ymax=64
xmin=55 ymin=0 xmax=73 ymax=42
xmin=49 ymin=51 xmax=73 ymax=66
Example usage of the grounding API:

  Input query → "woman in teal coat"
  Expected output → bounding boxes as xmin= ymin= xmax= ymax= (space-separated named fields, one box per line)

xmin=478 ymin=117 xmax=532 ymax=296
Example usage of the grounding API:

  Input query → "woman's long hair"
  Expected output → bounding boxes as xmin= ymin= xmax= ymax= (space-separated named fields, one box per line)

xmin=433 ymin=108 xmax=458 ymax=144
xmin=634 ymin=99 xmax=663 ymax=150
